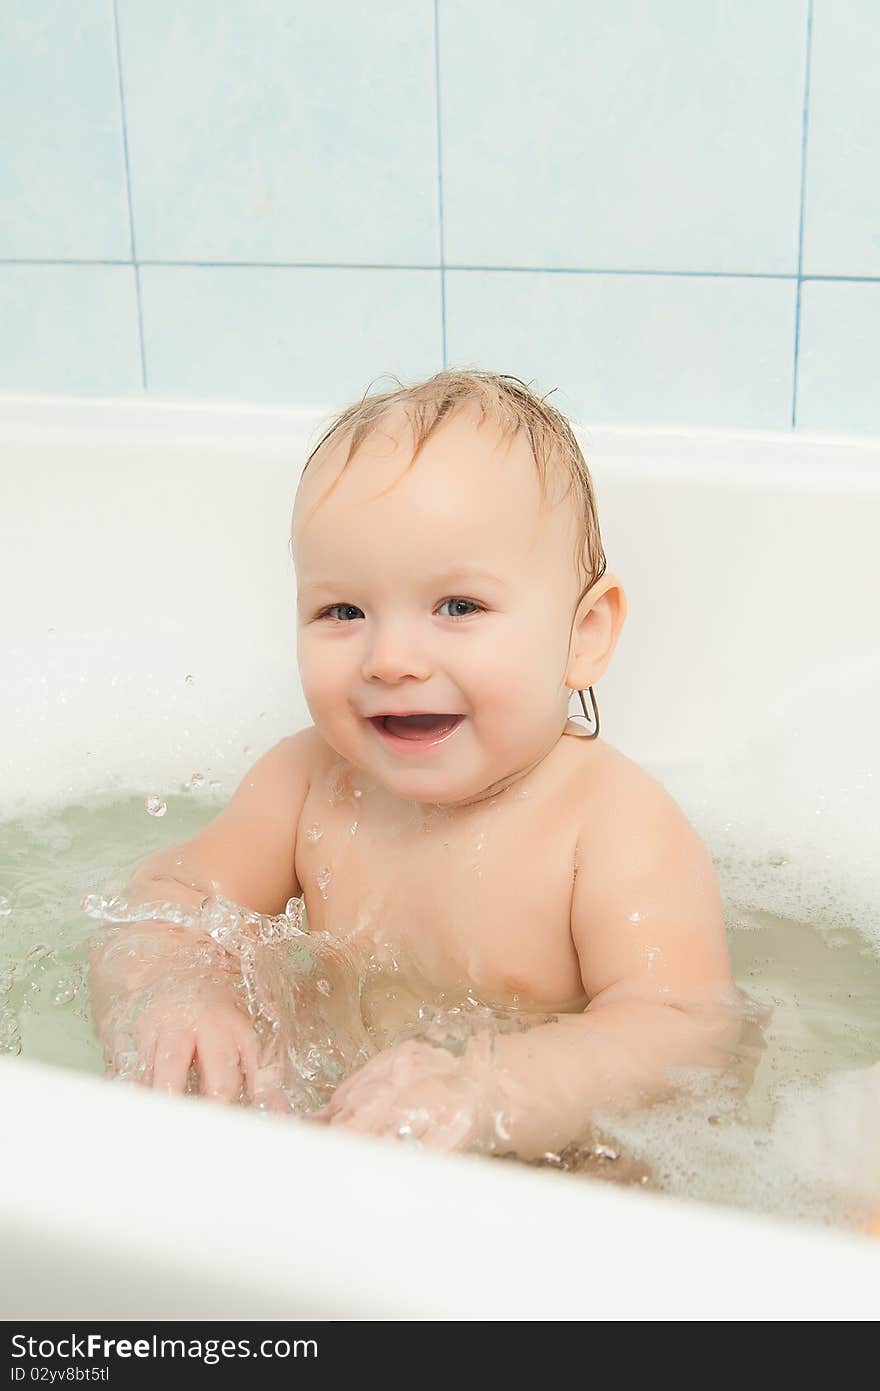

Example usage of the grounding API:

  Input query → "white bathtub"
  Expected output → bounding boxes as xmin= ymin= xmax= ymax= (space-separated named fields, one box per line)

xmin=1 ymin=394 xmax=879 ymax=1320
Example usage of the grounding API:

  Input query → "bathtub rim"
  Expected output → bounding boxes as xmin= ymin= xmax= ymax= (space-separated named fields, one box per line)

xmin=2 ymin=1053 xmax=880 ymax=1322
xmin=2 ymin=390 xmax=880 ymax=484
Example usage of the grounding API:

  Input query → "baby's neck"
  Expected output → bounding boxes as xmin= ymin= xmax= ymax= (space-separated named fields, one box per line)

xmin=419 ymin=718 xmax=582 ymax=814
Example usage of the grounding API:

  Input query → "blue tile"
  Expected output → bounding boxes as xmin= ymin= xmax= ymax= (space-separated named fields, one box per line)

xmin=139 ymin=265 xmax=443 ymax=404
xmin=116 ymin=0 xmax=439 ymax=264
xmin=0 ymin=1 xmax=130 ymax=259
xmin=0 ymin=264 xmax=141 ymax=394
xmin=446 ymin=270 xmax=796 ymax=429
xmin=802 ymin=1 xmax=880 ymax=276
xmin=796 ymin=279 xmax=880 ymax=432
xmin=440 ymin=0 xmax=807 ymax=274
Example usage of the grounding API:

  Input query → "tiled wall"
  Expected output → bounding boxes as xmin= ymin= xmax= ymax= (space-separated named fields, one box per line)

xmin=1 ymin=0 xmax=877 ymax=433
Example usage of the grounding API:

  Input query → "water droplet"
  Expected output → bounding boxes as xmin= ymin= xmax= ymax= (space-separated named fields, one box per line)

xmin=349 ymin=820 xmax=358 ymax=837
xmin=593 ymin=1143 xmax=619 ymax=1161
xmin=0 ymin=897 xmax=10 ymax=918
xmin=53 ymin=976 xmax=78 ymax=1008
xmin=627 ymin=910 xmax=642 ymax=924
xmin=145 ymin=796 xmax=167 ymax=817
xmin=353 ymin=788 xmax=362 ymax=799
xmin=316 ymin=866 xmax=332 ymax=899
xmin=327 ymin=767 xmax=351 ymax=805
xmin=305 ymin=825 xmax=323 ymax=842
xmin=189 ymin=772 xmax=205 ymax=788
xmin=184 ymin=674 xmax=195 ymax=685
xmin=316 ymin=978 xmax=332 ymax=997
xmin=243 ymin=745 xmax=252 ymax=755
xmin=283 ymin=896 xmax=306 ymax=927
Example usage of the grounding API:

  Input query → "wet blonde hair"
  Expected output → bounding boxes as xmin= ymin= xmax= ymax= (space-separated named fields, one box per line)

xmin=297 ymin=368 xmax=607 ymax=618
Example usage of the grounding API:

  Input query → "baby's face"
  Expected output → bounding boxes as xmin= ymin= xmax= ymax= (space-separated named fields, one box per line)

xmin=292 ymin=405 xmax=585 ymax=808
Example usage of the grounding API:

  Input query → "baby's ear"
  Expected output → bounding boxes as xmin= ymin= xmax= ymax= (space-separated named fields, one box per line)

xmin=567 ymin=576 xmax=627 ymax=687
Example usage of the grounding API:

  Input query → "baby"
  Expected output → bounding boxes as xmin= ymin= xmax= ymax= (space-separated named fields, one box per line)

xmin=89 ymin=369 xmax=742 ymax=1162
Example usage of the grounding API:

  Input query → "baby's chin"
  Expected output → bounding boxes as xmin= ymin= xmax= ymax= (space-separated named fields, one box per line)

xmin=321 ymin=712 xmax=564 ymax=808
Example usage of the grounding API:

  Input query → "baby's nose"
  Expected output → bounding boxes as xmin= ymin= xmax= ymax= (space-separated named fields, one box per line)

xmin=361 ymin=627 xmax=433 ymax=684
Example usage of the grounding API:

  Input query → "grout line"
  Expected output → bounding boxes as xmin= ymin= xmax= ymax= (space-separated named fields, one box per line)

xmin=112 ymin=0 xmax=147 ymax=390
xmin=433 ymin=0 xmax=447 ymax=368
xmin=792 ymin=0 xmax=814 ymax=428
xmin=6 ymin=259 xmax=871 ymax=280
xmin=2 ymin=255 xmax=879 ymax=287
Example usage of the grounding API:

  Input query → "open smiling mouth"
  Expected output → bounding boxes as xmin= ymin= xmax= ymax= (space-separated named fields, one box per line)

xmin=368 ymin=713 xmax=465 ymax=749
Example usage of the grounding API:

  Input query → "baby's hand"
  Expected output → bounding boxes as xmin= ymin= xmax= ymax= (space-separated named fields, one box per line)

xmin=314 ymin=1038 xmax=502 ymax=1152
xmin=105 ymin=981 xmax=287 ymax=1111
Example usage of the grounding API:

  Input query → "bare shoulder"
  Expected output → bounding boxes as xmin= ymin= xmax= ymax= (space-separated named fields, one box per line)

xmin=135 ymin=725 xmax=325 ymax=913
xmin=223 ymin=723 xmax=321 ymax=815
xmin=272 ymin=723 xmax=324 ymax=783
xmin=571 ymin=737 xmax=708 ymax=872
xmin=569 ymin=738 xmax=730 ymax=1000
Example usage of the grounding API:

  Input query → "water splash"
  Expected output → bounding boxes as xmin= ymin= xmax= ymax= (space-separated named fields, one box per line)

xmin=82 ymin=882 xmax=575 ymax=1146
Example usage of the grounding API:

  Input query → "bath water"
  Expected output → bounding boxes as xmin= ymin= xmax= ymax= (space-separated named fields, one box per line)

xmin=1 ymin=738 xmax=879 ymax=1235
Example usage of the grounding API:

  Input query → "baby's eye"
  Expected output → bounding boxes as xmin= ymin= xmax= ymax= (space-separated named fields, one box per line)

xmin=317 ymin=598 xmax=483 ymax=622
xmin=438 ymin=598 xmax=482 ymax=620
xmin=319 ymin=604 xmax=363 ymax=622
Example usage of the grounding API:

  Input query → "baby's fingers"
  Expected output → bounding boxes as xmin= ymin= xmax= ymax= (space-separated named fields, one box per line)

xmin=196 ymin=1027 xmax=249 ymax=1104
xmin=152 ymin=1030 xmax=196 ymax=1095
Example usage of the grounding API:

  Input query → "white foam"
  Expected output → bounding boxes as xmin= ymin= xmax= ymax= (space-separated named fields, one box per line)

xmin=651 ymin=660 xmax=880 ymax=949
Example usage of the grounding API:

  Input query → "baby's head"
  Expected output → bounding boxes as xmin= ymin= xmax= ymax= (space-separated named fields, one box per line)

xmin=291 ymin=369 xmax=625 ymax=808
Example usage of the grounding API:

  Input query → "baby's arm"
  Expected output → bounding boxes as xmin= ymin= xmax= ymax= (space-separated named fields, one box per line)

xmin=476 ymin=763 xmax=742 ymax=1159
xmin=89 ymin=728 xmax=313 ymax=1103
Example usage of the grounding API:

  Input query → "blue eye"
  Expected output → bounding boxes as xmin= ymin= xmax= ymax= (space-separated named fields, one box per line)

xmin=316 ymin=598 xmax=484 ymax=623
xmin=438 ymin=598 xmax=482 ymax=620
xmin=319 ymin=604 xmax=362 ymax=622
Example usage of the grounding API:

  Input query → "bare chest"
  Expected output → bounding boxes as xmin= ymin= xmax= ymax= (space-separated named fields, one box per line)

xmin=294 ymin=743 xmax=591 ymax=1014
